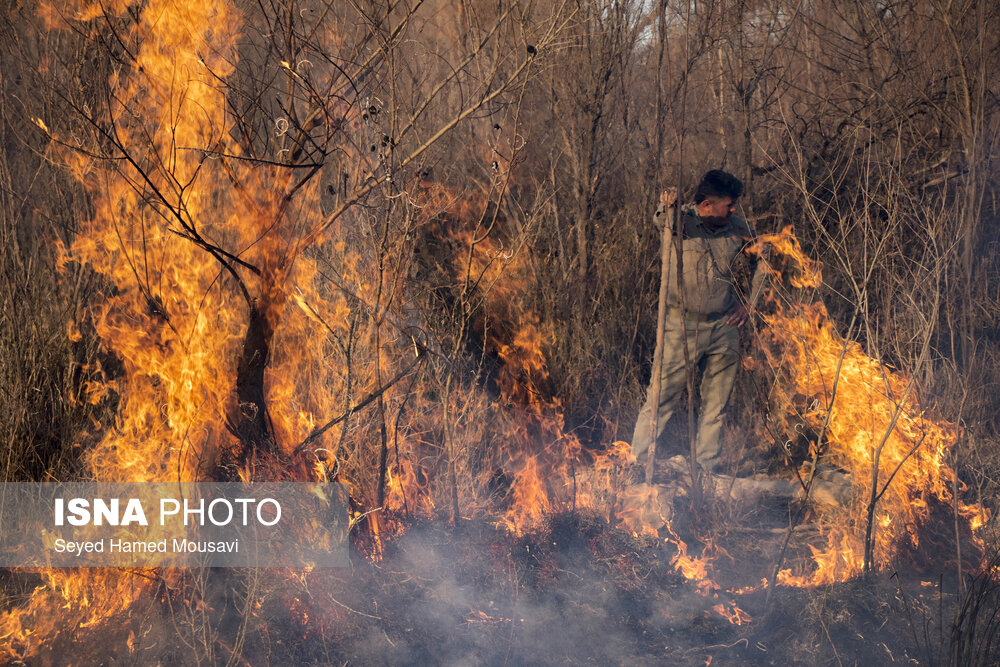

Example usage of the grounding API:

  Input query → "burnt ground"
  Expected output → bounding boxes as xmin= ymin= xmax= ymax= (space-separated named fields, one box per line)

xmin=24 ymin=508 xmax=1000 ymax=666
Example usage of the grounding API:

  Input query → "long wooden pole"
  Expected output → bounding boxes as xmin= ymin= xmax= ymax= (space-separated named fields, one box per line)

xmin=645 ymin=206 xmax=673 ymax=484
xmin=644 ymin=0 xmax=670 ymax=486
xmin=677 ymin=0 xmax=698 ymax=504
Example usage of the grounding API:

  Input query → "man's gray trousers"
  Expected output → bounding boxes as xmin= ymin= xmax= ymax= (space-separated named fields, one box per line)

xmin=631 ymin=315 xmax=740 ymax=471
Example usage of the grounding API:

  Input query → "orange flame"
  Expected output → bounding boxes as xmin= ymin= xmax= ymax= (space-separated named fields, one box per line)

xmin=751 ymin=227 xmax=987 ymax=586
xmin=712 ymin=601 xmax=752 ymax=626
xmin=2 ymin=1 xmax=251 ymax=658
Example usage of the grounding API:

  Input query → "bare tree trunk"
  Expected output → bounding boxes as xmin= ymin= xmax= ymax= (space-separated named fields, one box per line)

xmin=233 ymin=304 xmax=277 ymax=459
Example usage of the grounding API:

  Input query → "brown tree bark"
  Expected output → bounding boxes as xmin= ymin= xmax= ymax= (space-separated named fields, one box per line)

xmin=232 ymin=303 xmax=277 ymax=459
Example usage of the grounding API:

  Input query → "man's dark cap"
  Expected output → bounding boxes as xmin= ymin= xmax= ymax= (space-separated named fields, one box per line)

xmin=693 ymin=170 xmax=743 ymax=204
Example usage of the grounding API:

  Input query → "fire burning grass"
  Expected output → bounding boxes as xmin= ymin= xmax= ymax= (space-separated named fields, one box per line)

xmin=2 ymin=0 xmax=996 ymax=663
xmin=4 ymin=514 xmax=987 ymax=665
xmin=749 ymin=228 xmax=989 ymax=586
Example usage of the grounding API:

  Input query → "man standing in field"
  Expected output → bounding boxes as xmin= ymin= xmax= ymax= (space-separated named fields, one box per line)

xmin=632 ymin=169 xmax=765 ymax=476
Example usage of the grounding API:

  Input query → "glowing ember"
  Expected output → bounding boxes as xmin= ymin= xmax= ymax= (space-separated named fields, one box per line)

xmin=712 ymin=601 xmax=752 ymax=626
xmin=467 ymin=609 xmax=511 ymax=624
xmin=728 ymin=579 xmax=768 ymax=596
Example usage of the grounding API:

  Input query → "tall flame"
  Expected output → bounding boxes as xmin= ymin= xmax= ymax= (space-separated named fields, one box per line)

xmin=4 ymin=0 xmax=243 ymax=657
xmin=751 ymin=227 xmax=987 ymax=585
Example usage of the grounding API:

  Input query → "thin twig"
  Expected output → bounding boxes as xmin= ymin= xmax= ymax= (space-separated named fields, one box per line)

xmin=294 ymin=347 xmax=425 ymax=455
